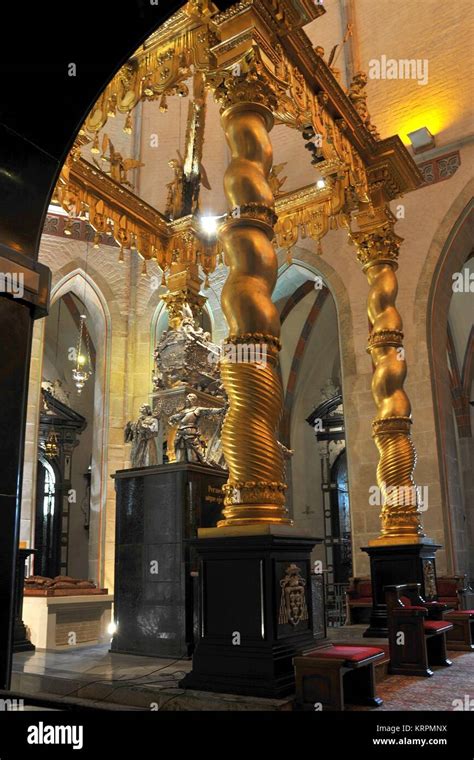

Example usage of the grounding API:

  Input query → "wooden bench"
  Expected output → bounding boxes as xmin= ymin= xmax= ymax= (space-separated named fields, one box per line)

xmin=385 ymin=583 xmax=453 ymax=677
xmin=443 ymin=609 xmax=474 ymax=651
xmin=293 ymin=645 xmax=385 ymax=711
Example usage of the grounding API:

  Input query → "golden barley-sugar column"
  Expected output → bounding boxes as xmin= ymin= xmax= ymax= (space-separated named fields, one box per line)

xmin=353 ymin=211 xmax=425 ymax=544
xmin=213 ymin=70 xmax=291 ymax=526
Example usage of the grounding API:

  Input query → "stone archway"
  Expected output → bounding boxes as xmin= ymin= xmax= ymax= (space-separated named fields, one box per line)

xmin=21 ymin=267 xmax=113 ymax=587
xmin=280 ymin=247 xmax=373 ymax=574
xmin=414 ymin=181 xmax=474 ymax=576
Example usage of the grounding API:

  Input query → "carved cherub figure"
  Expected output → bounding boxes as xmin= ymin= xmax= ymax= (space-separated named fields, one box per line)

xmin=269 ymin=162 xmax=288 ymax=196
xmin=93 ymin=133 xmax=144 ymax=188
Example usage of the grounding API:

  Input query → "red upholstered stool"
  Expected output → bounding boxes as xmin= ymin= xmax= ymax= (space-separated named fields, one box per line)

xmin=443 ymin=609 xmax=474 ymax=651
xmin=293 ymin=645 xmax=385 ymax=711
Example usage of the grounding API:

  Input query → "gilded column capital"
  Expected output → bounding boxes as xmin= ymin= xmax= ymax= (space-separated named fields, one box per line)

xmin=350 ymin=226 xmax=403 ymax=271
xmin=209 ymin=75 xmax=278 ymax=125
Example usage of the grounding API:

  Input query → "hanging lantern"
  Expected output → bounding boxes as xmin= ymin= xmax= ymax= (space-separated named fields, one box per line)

xmin=44 ymin=431 xmax=59 ymax=459
xmin=72 ymin=314 xmax=93 ymax=394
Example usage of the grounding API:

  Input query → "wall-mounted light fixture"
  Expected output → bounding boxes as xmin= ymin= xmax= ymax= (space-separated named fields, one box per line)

xmin=407 ymin=127 xmax=435 ymax=154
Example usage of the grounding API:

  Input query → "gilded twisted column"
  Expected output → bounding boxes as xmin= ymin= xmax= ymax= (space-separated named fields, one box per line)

xmin=352 ymin=212 xmax=425 ymax=544
xmin=212 ymin=68 xmax=291 ymax=526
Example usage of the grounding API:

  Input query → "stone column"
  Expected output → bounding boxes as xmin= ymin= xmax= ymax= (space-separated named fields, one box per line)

xmin=352 ymin=207 xmax=426 ymax=546
xmin=212 ymin=70 xmax=290 ymax=527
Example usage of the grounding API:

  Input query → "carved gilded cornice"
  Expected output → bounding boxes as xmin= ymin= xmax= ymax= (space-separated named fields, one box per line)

xmin=55 ymin=155 xmax=221 ymax=279
xmin=278 ymin=26 xmax=423 ymax=200
xmin=54 ymin=0 xmax=424 ymax=280
xmin=274 ymin=169 xmax=349 ymax=253
xmin=213 ymin=0 xmax=324 ymax=32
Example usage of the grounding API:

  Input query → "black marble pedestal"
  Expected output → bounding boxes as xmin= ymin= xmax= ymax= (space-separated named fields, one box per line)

xmin=13 ymin=549 xmax=36 ymax=653
xmin=180 ymin=527 xmax=322 ymax=698
xmin=362 ymin=541 xmax=441 ymax=638
xmin=111 ymin=463 xmax=227 ymax=658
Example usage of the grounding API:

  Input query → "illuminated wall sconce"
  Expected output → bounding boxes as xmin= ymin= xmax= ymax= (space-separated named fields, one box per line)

xmin=407 ymin=127 xmax=435 ymax=154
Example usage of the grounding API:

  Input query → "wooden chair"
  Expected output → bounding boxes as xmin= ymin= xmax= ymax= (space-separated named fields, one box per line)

xmin=398 ymin=582 xmax=449 ymax=620
xmin=385 ymin=583 xmax=453 ymax=677
xmin=293 ymin=645 xmax=385 ymax=711
xmin=443 ymin=609 xmax=474 ymax=651
xmin=436 ymin=576 xmax=465 ymax=610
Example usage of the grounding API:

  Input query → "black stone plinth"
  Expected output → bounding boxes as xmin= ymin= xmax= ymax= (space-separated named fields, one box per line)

xmin=362 ymin=541 xmax=441 ymax=638
xmin=111 ymin=463 xmax=227 ymax=659
xmin=13 ymin=549 xmax=36 ymax=653
xmin=180 ymin=528 xmax=322 ymax=698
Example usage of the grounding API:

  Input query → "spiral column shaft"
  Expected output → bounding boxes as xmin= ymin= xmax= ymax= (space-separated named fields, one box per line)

xmin=354 ymin=220 xmax=425 ymax=545
xmin=215 ymin=96 xmax=291 ymax=526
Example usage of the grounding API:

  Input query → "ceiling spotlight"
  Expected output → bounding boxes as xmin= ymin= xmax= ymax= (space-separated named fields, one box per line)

xmin=200 ymin=215 xmax=219 ymax=236
xmin=407 ymin=127 xmax=435 ymax=154
xmin=316 ymin=179 xmax=326 ymax=189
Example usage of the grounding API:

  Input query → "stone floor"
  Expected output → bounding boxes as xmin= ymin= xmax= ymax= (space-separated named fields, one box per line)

xmin=12 ymin=645 xmax=292 ymax=711
xmin=11 ymin=627 xmax=474 ymax=711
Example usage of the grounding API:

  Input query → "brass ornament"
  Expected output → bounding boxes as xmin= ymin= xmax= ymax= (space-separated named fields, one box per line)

xmin=44 ymin=431 xmax=59 ymax=460
xmin=278 ymin=563 xmax=308 ymax=627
